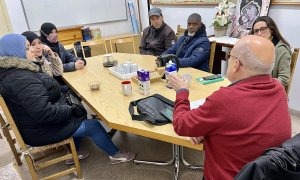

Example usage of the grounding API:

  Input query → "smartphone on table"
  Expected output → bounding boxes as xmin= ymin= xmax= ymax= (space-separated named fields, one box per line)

xmin=202 ymin=74 xmax=222 ymax=81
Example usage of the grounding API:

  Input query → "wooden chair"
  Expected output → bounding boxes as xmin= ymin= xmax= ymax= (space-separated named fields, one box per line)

xmin=64 ymin=43 xmax=77 ymax=57
xmin=110 ymin=37 xmax=136 ymax=54
xmin=0 ymin=96 xmax=82 ymax=180
xmin=81 ymin=39 xmax=108 ymax=58
xmin=176 ymin=25 xmax=186 ymax=41
xmin=0 ymin=109 xmax=22 ymax=166
xmin=286 ymin=48 xmax=299 ymax=94
xmin=209 ymin=41 xmax=217 ymax=73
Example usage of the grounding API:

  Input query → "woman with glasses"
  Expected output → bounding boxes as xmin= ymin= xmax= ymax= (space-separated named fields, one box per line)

xmin=250 ymin=16 xmax=292 ymax=88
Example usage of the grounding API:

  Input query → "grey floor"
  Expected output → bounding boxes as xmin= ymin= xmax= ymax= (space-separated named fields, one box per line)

xmin=1 ymin=110 xmax=299 ymax=180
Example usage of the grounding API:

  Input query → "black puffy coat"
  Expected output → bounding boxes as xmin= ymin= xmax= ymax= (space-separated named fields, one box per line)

xmin=235 ymin=134 xmax=300 ymax=180
xmin=0 ymin=56 xmax=83 ymax=146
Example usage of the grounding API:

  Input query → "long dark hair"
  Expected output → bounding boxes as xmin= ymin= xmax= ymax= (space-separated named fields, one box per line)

xmin=250 ymin=16 xmax=290 ymax=47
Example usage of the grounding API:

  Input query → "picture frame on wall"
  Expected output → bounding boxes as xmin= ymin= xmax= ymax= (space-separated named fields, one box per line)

xmin=230 ymin=0 xmax=271 ymax=38
xmin=271 ymin=0 xmax=300 ymax=4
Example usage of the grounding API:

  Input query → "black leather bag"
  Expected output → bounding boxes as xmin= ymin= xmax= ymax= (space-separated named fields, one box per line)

xmin=65 ymin=92 xmax=87 ymax=120
xmin=129 ymin=94 xmax=174 ymax=125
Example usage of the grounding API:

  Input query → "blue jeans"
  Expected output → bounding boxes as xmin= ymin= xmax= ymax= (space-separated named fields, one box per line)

xmin=73 ymin=119 xmax=119 ymax=156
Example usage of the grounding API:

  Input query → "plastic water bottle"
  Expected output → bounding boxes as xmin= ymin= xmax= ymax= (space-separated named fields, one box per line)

xmin=165 ymin=60 xmax=177 ymax=89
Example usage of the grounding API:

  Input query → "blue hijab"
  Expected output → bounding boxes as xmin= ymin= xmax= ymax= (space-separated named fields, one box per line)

xmin=0 ymin=34 xmax=27 ymax=59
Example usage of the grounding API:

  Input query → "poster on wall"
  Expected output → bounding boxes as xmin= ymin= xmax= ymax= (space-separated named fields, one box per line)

xmin=230 ymin=0 xmax=271 ymax=38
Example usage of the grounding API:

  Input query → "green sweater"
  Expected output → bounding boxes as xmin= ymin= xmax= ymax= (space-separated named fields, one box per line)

xmin=272 ymin=40 xmax=292 ymax=87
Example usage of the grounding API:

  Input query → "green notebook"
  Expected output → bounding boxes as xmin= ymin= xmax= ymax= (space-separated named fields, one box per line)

xmin=196 ymin=77 xmax=224 ymax=85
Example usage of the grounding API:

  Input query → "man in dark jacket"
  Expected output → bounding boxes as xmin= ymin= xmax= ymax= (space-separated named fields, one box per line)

xmin=162 ymin=13 xmax=210 ymax=71
xmin=139 ymin=7 xmax=176 ymax=56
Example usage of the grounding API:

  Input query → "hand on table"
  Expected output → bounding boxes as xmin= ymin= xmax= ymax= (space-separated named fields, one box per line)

xmin=75 ymin=60 xmax=85 ymax=70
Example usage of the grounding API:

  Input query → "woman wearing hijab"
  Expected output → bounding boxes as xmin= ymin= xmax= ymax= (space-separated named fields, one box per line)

xmin=22 ymin=31 xmax=63 ymax=77
xmin=40 ymin=22 xmax=86 ymax=72
xmin=0 ymin=34 xmax=135 ymax=165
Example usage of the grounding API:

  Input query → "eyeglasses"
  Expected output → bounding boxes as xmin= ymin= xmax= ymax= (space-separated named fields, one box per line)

xmin=253 ymin=26 xmax=268 ymax=35
xmin=225 ymin=51 xmax=243 ymax=66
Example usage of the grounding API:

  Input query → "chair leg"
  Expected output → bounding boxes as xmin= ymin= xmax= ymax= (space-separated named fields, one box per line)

xmin=69 ymin=138 xmax=82 ymax=179
xmin=25 ymin=155 xmax=39 ymax=180
xmin=2 ymin=126 xmax=22 ymax=165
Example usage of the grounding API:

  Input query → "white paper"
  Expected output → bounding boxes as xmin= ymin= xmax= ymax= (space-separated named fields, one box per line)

xmin=190 ymin=99 xmax=206 ymax=110
xmin=209 ymin=36 xmax=239 ymax=45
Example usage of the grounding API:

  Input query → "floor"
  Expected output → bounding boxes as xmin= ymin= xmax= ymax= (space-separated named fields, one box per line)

xmin=0 ymin=110 xmax=299 ymax=180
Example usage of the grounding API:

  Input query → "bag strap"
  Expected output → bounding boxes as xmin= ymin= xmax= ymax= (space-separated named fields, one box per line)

xmin=128 ymin=94 xmax=174 ymax=123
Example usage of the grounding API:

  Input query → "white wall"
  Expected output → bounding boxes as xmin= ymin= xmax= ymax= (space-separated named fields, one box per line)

xmin=4 ymin=0 xmax=139 ymax=37
xmin=140 ymin=3 xmax=300 ymax=111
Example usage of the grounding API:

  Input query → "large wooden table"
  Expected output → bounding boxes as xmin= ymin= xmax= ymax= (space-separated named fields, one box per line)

xmin=62 ymin=53 xmax=230 ymax=150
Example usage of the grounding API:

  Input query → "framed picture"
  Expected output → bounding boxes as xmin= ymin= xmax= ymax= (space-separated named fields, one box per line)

xmin=271 ymin=0 xmax=300 ymax=4
xmin=150 ymin=0 xmax=219 ymax=5
xmin=230 ymin=0 xmax=271 ymax=38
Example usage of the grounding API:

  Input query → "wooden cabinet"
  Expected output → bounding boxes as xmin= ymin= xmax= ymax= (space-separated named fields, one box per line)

xmin=57 ymin=26 xmax=83 ymax=45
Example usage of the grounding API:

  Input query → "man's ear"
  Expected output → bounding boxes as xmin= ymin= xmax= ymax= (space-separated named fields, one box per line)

xmin=232 ymin=60 xmax=241 ymax=73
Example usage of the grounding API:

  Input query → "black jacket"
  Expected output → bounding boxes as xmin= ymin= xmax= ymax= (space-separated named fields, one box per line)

xmin=0 ymin=56 xmax=83 ymax=146
xmin=140 ymin=22 xmax=176 ymax=56
xmin=235 ymin=134 xmax=300 ymax=180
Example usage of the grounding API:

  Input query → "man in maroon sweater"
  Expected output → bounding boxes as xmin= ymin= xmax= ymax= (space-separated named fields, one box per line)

xmin=169 ymin=35 xmax=291 ymax=179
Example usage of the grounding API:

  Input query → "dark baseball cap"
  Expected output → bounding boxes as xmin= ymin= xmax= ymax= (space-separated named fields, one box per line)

xmin=149 ymin=7 xmax=162 ymax=17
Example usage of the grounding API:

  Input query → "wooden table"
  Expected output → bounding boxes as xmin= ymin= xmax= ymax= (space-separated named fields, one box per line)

xmin=62 ymin=53 xmax=230 ymax=179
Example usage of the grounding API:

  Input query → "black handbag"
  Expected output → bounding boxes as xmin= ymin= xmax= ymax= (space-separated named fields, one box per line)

xmin=64 ymin=91 xmax=87 ymax=120
xmin=129 ymin=94 xmax=174 ymax=125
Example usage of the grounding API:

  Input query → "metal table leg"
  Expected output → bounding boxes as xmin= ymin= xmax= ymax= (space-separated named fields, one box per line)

xmin=179 ymin=146 xmax=204 ymax=171
xmin=134 ymin=144 xmax=175 ymax=166
xmin=134 ymin=144 xmax=201 ymax=179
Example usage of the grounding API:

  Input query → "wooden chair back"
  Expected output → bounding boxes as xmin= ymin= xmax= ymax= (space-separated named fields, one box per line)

xmin=176 ymin=25 xmax=186 ymax=41
xmin=64 ymin=43 xmax=78 ymax=57
xmin=209 ymin=41 xmax=217 ymax=73
xmin=286 ymin=48 xmax=299 ymax=94
xmin=81 ymin=39 xmax=108 ymax=58
xmin=0 ymin=96 xmax=82 ymax=180
xmin=110 ymin=37 xmax=136 ymax=54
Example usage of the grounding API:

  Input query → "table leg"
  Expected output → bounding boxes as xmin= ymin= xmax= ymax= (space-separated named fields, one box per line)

xmin=179 ymin=146 xmax=204 ymax=170
xmin=134 ymin=144 xmax=175 ymax=166
xmin=134 ymin=144 xmax=201 ymax=180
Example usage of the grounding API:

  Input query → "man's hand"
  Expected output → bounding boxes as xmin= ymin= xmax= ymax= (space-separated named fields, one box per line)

xmin=169 ymin=74 xmax=188 ymax=91
xmin=43 ymin=45 xmax=55 ymax=58
xmin=75 ymin=60 xmax=85 ymax=70
xmin=190 ymin=137 xmax=204 ymax=145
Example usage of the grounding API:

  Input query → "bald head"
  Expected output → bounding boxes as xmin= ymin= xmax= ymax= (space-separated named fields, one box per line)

xmin=232 ymin=35 xmax=275 ymax=74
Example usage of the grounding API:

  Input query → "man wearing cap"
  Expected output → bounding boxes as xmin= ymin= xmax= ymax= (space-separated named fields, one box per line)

xmin=162 ymin=13 xmax=210 ymax=71
xmin=140 ymin=7 xmax=175 ymax=56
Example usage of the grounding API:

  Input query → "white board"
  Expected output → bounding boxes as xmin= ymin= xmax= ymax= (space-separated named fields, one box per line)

xmin=21 ymin=0 xmax=127 ymax=31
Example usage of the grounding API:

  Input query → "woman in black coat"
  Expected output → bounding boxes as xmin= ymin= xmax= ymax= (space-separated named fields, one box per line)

xmin=0 ymin=34 xmax=135 ymax=165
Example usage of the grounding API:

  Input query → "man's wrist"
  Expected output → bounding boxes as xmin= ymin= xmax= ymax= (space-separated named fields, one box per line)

xmin=176 ymin=88 xmax=189 ymax=94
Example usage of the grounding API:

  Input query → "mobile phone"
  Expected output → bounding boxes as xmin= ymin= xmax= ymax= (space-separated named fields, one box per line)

xmin=160 ymin=108 xmax=173 ymax=122
xmin=202 ymin=74 xmax=222 ymax=81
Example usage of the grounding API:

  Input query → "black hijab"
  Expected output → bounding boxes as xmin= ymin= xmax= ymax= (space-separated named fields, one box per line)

xmin=40 ymin=22 xmax=60 ymax=56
